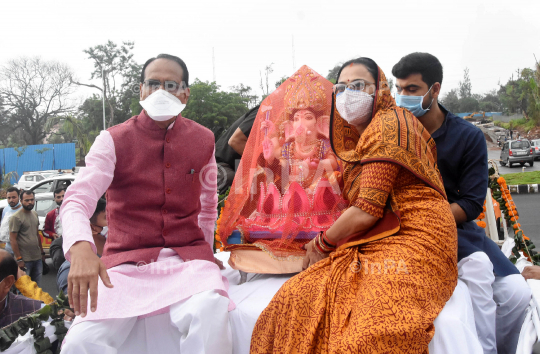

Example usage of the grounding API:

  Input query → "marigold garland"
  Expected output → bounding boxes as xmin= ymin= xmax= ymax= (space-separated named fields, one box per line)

xmin=489 ymin=165 xmax=539 ymax=265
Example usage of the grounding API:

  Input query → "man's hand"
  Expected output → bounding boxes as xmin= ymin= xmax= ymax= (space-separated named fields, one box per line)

xmin=17 ymin=266 xmax=25 ymax=280
xmin=302 ymin=239 xmax=328 ymax=270
xmin=17 ymin=260 xmax=25 ymax=269
xmin=68 ymin=241 xmax=113 ymax=317
xmin=522 ymin=265 xmax=540 ymax=280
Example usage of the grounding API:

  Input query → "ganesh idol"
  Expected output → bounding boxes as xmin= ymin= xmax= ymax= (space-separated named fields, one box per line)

xmin=217 ymin=65 xmax=348 ymax=274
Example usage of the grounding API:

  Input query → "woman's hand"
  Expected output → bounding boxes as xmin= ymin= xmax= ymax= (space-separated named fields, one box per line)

xmin=302 ymin=239 xmax=328 ymax=270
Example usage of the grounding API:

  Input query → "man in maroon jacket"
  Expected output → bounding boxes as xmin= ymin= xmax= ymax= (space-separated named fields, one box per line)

xmin=43 ymin=188 xmax=65 ymax=240
xmin=60 ymin=54 xmax=232 ymax=354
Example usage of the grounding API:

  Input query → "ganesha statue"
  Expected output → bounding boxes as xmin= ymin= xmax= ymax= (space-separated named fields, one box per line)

xmin=217 ymin=65 xmax=348 ymax=274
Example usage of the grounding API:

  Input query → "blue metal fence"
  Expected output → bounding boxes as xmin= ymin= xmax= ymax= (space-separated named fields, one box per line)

xmin=1 ymin=143 xmax=76 ymax=184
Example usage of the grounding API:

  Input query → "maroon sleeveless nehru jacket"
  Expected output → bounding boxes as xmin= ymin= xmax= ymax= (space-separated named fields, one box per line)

xmin=101 ymin=111 xmax=215 ymax=269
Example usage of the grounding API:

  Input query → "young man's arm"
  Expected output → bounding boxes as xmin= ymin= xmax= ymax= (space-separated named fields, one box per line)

xmin=43 ymin=211 xmax=56 ymax=239
xmin=454 ymin=128 xmax=489 ymax=225
xmin=9 ymin=230 xmax=23 ymax=267
xmin=36 ymin=215 xmax=44 ymax=261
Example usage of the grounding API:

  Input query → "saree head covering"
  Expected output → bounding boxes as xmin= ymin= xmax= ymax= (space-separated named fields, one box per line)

xmin=330 ymin=58 xmax=446 ymax=200
xmin=217 ymin=65 xmax=348 ymax=272
xmin=250 ymin=60 xmax=457 ymax=353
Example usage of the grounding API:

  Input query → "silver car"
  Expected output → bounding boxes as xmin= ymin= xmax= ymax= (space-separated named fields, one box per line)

xmin=500 ymin=140 xmax=534 ymax=167
xmin=531 ymin=139 xmax=540 ymax=160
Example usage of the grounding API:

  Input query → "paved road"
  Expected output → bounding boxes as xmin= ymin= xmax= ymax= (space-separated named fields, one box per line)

xmin=488 ymin=147 xmax=540 ymax=174
xmin=512 ymin=193 xmax=540 ymax=246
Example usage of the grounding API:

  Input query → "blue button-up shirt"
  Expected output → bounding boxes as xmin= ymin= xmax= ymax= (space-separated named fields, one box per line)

xmin=431 ymin=105 xmax=488 ymax=221
xmin=431 ymin=104 xmax=518 ymax=276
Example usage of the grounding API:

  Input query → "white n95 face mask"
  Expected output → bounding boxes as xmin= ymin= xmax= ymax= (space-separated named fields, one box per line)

xmin=335 ymin=89 xmax=374 ymax=126
xmin=140 ymin=89 xmax=186 ymax=122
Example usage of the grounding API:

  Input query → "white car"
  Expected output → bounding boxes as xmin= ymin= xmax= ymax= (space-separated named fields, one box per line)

xmin=0 ymin=173 xmax=77 ymax=231
xmin=13 ymin=173 xmax=48 ymax=190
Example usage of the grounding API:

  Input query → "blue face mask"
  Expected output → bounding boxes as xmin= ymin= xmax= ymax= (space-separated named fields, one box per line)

xmin=395 ymin=85 xmax=434 ymax=117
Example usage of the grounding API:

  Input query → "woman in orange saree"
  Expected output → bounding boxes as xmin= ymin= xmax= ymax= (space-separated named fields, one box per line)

xmin=250 ymin=58 xmax=458 ymax=354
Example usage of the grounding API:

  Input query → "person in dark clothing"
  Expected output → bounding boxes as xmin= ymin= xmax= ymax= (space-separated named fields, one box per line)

xmin=0 ymin=249 xmax=42 ymax=328
xmin=50 ymin=236 xmax=65 ymax=270
xmin=56 ymin=198 xmax=107 ymax=295
xmin=393 ymin=52 xmax=530 ymax=354
xmin=215 ymin=105 xmax=260 ymax=194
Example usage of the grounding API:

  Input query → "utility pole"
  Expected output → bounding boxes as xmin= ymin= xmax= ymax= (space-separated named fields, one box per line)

xmin=102 ymin=67 xmax=106 ymax=130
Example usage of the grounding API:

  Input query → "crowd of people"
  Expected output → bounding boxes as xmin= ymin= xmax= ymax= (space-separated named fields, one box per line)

xmin=0 ymin=51 xmax=538 ymax=354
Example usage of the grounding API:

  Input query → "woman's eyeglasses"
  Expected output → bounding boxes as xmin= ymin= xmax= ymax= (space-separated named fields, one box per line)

xmin=333 ymin=80 xmax=375 ymax=94
xmin=143 ymin=79 xmax=186 ymax=93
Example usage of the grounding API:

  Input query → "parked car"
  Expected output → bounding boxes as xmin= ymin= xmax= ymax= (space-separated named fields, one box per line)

xmin=13 ymin=173 xmax=48 ymax=190
xmin=531 ymin=139 xmax=540 ymax=160
xmin=500 ymin=140 xmax=534 ymax=167
xmin=0 ymin=173 xmax=77 ymax=220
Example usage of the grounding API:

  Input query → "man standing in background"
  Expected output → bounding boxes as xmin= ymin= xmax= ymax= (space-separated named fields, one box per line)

xmin=9 ymin=190 xmax=44 ymax=286
xmin=215 ymin=105 xmax=259 ymax=194
xmin=43 ymin=188 xmax=65 ymax=240
xmin=1 ymin=187 xmax=22 ymax=255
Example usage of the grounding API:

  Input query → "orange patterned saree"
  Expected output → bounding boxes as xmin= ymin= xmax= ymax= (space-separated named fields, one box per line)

xmin=250 ymin=63 xmax=458 ymax=354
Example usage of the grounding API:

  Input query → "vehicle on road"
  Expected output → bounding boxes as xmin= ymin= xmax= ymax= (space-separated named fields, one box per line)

xmin=13 ymin=173 xmax=48 ymax=190
xmin=0 ymin=173 xmax=77 ymax=222
xmin=500 ymin=140 xmax=534 ymax=168
xmin=531 ymin=139 xmax=540 ymax=161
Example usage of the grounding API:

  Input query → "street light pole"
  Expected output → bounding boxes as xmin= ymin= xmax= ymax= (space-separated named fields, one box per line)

xmin=102 ymin=67 xmax=106 ymax=130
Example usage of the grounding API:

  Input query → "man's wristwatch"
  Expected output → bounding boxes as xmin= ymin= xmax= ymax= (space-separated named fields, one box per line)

xmin=41 ymin=252 xmax=46 ymax=256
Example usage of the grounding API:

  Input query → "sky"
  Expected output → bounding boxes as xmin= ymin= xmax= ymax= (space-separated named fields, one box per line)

xmin=1 ymin=0 xmax=539 ymax=101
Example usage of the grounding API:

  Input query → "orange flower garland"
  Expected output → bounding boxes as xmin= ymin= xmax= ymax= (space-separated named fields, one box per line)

xmin=490 ymin=171 xmax=538 ymax=265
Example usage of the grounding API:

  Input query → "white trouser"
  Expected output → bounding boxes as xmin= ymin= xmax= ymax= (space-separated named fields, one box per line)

xmin=493 ymin=274 xmax=531 ymax=354
xmin=429 ymin=279 xmax=483 ymax=354
xmin=61 ymin=290 xmax=232 ymax=354
xmin=459 ymin=252 xmax=531 ymax=354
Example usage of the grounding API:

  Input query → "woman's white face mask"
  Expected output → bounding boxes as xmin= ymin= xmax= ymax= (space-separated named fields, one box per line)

xmin=140 ymin=89 xmax=186 ymax=122
xmin=335 ymin=89 xmax=374 ymax=126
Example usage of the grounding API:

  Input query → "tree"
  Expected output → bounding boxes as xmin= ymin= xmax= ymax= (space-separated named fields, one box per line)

xmin=458 ymin=97 xmax=480 ymax=113
xmin=459 ymin=68 xmax=472 ymax=99
xmin=14 ymin=146 xmax=27 ymax=173
xmin=386 ymin=78 xmax=394 ymax=94
xmin=0 ymin=57 xmax=76 ymax=145
xmin=479 ymin=89 xmax=503 ymax=112
xmin=259 ymin=63 xmax=274 ymax=99
xmin=45 ymin=116 xmax=93 ymax=161
xmin=275 ymin=76 xmax=288 ymax=89
xmin=183 ymin=79 xmax=250 ymax=139
xmin=0 ymin=97 xmax=10 ymax=147
xmin=441 ymin=89 xmax=460 ymax=113
xmin=326 ymin=64 xmax=342 ymax=84
xmin=35 ymin=147 xmax=51 ymax=170
xmin=230 ymin=84 xmax=259 ymax=108
xmin=73 ymin=41 xmax=141 ymax=128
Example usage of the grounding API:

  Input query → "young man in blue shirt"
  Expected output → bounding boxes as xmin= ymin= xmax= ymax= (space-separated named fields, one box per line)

xmin=1 ymin=187 xmax=22 ymax=255
xmin=393 ymin=52 xmax=531 ymax=354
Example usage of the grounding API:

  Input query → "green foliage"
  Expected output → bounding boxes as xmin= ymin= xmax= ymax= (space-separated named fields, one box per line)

xmin=501 ymin=171 xmax=540 ymax=185
xmin=275 ymin=76 xmax=288 ymax=89
xmin=183 ymin=80 xmax=251 ymax=139
xmin=0 ymin=291 xmax=70 ymax=353
xmin=326 ymin=64 xmax=341 ymax=83
xmin=79 ymin=40 xmax=142 ymax=128
xmin=489 ymin=169 xmax=540 ymax=266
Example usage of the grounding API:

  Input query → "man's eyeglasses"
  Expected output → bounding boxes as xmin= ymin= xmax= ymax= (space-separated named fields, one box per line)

xmin=143 ymin=79 xmax=187 ymax=93
xmin=333 ymin=79 xmax=375 ymax=95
